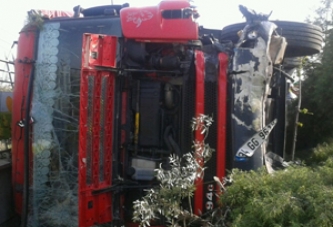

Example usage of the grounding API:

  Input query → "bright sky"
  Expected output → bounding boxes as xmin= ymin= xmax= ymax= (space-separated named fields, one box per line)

xmin=0 ymin=0 xmax=320 ymax=59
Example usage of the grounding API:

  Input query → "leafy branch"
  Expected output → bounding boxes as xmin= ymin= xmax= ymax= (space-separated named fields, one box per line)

xmin=132 ymin=114 xmax=218 ymax=227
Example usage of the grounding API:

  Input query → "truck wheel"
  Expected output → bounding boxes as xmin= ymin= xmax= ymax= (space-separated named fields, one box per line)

xmin=283 ymin=57 xmax=302 ymax=69
xmin=220 ymin=21 xmax=323 ymax=57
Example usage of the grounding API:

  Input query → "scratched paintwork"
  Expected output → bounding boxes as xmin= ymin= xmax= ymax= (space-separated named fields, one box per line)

xmin=230 ymin=20 xmax=284 ymax=170
xmin=232 ymin=36 xmax=272 ymax=131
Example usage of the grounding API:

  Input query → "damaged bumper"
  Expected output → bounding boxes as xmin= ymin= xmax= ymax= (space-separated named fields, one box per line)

xmin=229 ymin=18 xmax=287 ymax=170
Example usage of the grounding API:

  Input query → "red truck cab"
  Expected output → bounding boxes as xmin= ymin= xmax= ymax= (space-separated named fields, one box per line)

xmin=10 ymin=1 xmax=323 ymax=227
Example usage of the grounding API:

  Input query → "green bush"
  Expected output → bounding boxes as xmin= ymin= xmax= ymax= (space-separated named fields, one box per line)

xmin=305 ymin=141 xmax=333 ymax=166
xmin=0 ymin=112 xmax=11 ymax=140
xmin=220 ymin=144 xmax=333 ymax=227
xmin=132 ymin=115 xmax=216 ymax=227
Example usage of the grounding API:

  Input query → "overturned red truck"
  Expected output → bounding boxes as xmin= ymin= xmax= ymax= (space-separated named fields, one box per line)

xmin=11 ymin=1 xmax=322 ymax=226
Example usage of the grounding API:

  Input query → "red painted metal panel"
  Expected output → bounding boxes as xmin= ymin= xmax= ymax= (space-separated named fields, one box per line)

xmin=194 ymin=50 xmax=205 ymax=214
xmin=216 ymin=53 xmax=228 ymax=181
xmin=82 ymin=34 xmax=117 ymax=69
xmin=79 ymin=33 xmax=118 ymax=227
xmin=12 ymin=26 xmax=37 ymax=214
xmin=120 ymin=0 xmax=198 ymax=41
xmin=79 ymin=69 xmax=115 ymax=227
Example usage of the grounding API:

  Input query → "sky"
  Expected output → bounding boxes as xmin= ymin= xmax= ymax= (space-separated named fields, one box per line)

xmin=0 ymin=0 xmax=320 ymax=63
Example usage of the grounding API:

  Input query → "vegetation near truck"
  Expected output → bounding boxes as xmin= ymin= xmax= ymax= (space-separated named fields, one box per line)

xmin=0 ymin=0 xmax=329 ymax=226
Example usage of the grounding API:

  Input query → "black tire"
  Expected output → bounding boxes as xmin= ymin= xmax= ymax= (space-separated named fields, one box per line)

xmin=283 ymin=57 xmax=302 ymax=69
xmin=220 ymin=21 xmax=323 ymax=57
